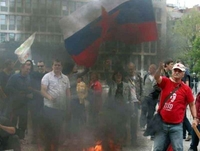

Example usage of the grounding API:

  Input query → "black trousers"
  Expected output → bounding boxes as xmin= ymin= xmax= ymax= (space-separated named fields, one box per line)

xmin=12 ymin=104 xmax=28 ymax=139
xmin=42 ymin=106 xmax=64 ymax=151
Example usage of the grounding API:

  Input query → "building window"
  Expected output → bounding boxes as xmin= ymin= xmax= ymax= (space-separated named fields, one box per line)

xmin=39 ymin=17 xmax=46 ymax=32
xmin=54 ymin=18 xmax=60 ymax=33
xmin=157 ymin=39 xmax=161 ymax=52
xmin=55 ymin=0 xmax=61 ymax=15
xmin=40 ymin=0 xmax=46 ymax=14
xmin=69 ymin=1 xmax=76 ymax=13
xmin=47 ymin=17 xmax=54 ymax=32
xmin=47 ymin=0 xmax=53 ymax=15
xmin=54 ymin=35 xmax=61 ymax=42
xmin=9 ymin=33 xmax=15 ymax=41
xmin=16 ymin=0 xmax=22 ymax=13
xmin=9 ymin=15 xmax=15 ymax=30
xmin=157 ymin=23 xmax=162 ymax=38
xmin=143 ymin=42 xmax=150 ymax=53
xmin=9 ymin=0 xmax=15 ymax=12
xmin=25 ymin=33 xmax=30 ymax=40
xmin=0 ymin=33 xmax=6 ymax=43
xmin=16 ymin=33 xmax=23 ymax=41
xmin=24 ymin=16 xmax=31 ymax=31
xmin=16 ymin=16 xmax=22 ymax=30
xmin=155 ymin=8 xmax=162 ymax=22
xmin=32 ymin=17 xmax=38 ymax=31
xmin=76 ymin=2 xmax=84 ymax=9
xmin=150 ymin=41 xmax=157 ymax=53
xmin=62 ymin=1 xmax=68 ymax=15
xmin=0 ymin=0 xmax=8 ymax=12
xmin=40 ymin=34 xmax=46 ymax=42
xmin=25 ymin=0 xmax=31 ymax=13
xmin=39 ymin=17 xmax=45 ymax=32
xmin=32 ymin=0 xmax=38 ymax=14
xmin=34 ymin=34 xmax=39 ymax=42
xmin=0 ymin=15 xmax=7 ymax=30
xmin=47 ymin=35 xmax=54 ymax=42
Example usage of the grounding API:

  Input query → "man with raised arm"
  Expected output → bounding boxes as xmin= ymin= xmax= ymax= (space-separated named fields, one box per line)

xmin=153 ymin=62 xmax=197 ymax=151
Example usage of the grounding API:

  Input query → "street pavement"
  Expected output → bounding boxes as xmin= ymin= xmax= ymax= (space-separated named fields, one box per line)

xmin=21 ymin=128 xmax=192 ymax=151
xmin=21 ymin=111 xmax=193 ymax=151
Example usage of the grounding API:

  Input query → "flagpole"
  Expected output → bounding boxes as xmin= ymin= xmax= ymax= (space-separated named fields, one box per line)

xmin=13 ymin=59 xmax=19 ymax=67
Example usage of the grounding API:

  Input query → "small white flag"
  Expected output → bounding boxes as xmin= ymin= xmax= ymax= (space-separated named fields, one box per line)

xmin=15 ymin=32 xmax=36 ymax=63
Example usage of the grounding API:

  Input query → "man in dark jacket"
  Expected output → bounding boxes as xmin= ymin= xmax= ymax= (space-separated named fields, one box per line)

xmin=6 ymin=63 xmax=32 ymax=140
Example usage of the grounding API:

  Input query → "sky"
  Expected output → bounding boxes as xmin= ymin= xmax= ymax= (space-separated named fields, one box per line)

xmin=167 ymin=0 xmax=200 ymax=8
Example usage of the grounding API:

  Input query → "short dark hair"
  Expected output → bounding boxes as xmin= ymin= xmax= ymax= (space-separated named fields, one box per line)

xmin=164 ymin=59 xmax=173 ymax=67
xmin=77 ymin=76 xmax=83 ymax=81
xmin=52 ymin=59 xmax=62 ymax=65
xmin=37 ymin=60 xmax=45 ymax=64
xmin=25 ymin=60 xmax=34 ymax=72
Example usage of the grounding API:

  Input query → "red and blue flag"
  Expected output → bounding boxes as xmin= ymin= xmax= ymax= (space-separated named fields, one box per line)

xmin=60 ymin=0 xmax=158 ymax=67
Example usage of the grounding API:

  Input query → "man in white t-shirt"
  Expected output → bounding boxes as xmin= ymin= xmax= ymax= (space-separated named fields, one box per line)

xmin=41 ymin=59 xmax=70 ymax=151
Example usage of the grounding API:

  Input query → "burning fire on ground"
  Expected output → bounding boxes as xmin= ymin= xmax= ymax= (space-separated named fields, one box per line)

xmin=83 ymin=139 xmax=122 ymax=151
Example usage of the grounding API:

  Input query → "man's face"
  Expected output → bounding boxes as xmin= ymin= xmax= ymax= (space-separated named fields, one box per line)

xmin=37 ymin=62 xmax=45 ymax=73
xmin=148 ymin=65 xmax=156 ymax=75
xmin=52 ymin=61 xmax=62 ymax=73
xmin=21 ymin=64 xmax=31 ymax=75
xmin=172 ymin=68 xmax=185 ymax=80
xmin=128 ymin=64 xmax=135 ymax=76
xmin=25 ymin=61 xmax=32 ymax=68
xmin=166 ymin=62 xmax=174 ymax=71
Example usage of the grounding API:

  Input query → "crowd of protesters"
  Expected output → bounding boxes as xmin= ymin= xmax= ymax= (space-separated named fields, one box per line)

xmin=0 ymin=58 xmax=199 ymax=151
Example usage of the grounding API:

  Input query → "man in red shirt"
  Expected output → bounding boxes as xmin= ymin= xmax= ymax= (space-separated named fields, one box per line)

xmin=153 ymin=62 xmax=198 ymax=151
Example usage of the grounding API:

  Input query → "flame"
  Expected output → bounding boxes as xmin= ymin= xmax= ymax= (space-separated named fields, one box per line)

xmin=83 ymin=141 xmax=103 ymax=151
xmin=83 ymin=140 xmax=121 ymax=151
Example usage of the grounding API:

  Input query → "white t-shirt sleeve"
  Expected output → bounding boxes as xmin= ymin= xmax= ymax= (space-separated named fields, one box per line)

xmin=41 ymin=73 xmax=49 ymax=86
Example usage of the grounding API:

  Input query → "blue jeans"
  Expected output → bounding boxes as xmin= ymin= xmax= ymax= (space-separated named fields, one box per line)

xmin=153 ymin=122 xmax=183 ymax=151
xmin=189 ymin=125 xmax=200 ymax=151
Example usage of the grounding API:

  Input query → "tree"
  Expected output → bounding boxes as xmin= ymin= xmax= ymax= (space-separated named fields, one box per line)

xmin=170 ymin=9 xmax=200 ymax=69
xmin=188 ymin=37 xmax=200 ymax=74
xmin=174 ymin=9 xmax=200 ymax=44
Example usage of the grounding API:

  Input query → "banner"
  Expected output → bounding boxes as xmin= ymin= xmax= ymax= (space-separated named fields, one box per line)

xmin=15 ymin=32 xmax=36 ymax=63
xmin=60 ymin=0 xmax=158 ymax=67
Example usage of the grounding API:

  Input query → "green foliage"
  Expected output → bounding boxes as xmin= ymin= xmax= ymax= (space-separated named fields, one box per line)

xmin=188 ymin=37 xmax=200 ymax=74
xmin=174 ymin=9 xmax=200 ymax=43
xmin=169 ymin=9 xmax=200 ymax=72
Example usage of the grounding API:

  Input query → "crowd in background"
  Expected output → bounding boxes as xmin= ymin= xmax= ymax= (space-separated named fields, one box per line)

xmin=0 ymin=58 xmax=199 ymax=151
